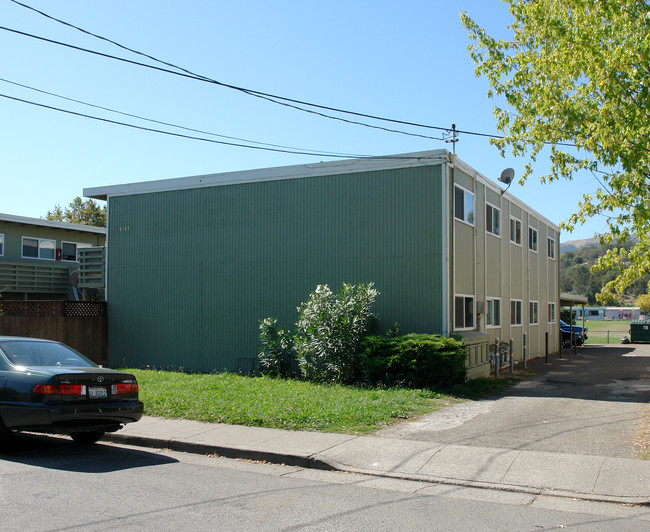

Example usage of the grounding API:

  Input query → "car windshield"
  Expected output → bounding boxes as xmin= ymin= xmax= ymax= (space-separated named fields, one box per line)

xmin=0 ymin=340 xmax=96 ymax=368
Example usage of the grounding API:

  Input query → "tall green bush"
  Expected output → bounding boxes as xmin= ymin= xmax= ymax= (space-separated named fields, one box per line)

xmin=258 ymin=318 xmax=295 ymax=378
xmin=294 ymin=283 xmax=379 ymax=384
xmin=360 ymin=333 xmax=467 ymax=389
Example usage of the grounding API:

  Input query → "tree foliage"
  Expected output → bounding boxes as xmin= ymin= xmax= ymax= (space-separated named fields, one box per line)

xmin=46 ymin=197 xmax=106 ymax=227
xmin=461 ymin=1 xmax=650 ymax=299
xmin=637 ymin=294 xmax=650 ymax=315
xmin=294 ymin=283 xmax=379 ymax=384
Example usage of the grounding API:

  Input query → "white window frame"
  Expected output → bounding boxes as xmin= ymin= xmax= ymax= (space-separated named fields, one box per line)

xmin=510 ymin=299 xmax=522 ymax=326
xmin=547 ymin=237 xmax=555 ymax=259
xmin=454 ymin=294 xmax=475 ymax=331
xmin=529 ymin=301 xmax=539 ymax=325
xmin=548 ymin=302 xmax=556 ymax=323
xmin=454 ymin=185 xmax=475 ymax=226
xmin=0 ymin=233 xmax=4 ymax=256
xmin=61 ymin=241 xmax=92 ymax=262
xmin=486 ymin=203 xmax=501 ymax=237
xmin=486 ymin=297 xmax=501 ymax=328
xmin=528 ymin=227 xmax=538 ymax=252
xmin=22 ymin=237 xmax=56 ymax=261
xmin=509 ymin=217 xmax=522 ymax=246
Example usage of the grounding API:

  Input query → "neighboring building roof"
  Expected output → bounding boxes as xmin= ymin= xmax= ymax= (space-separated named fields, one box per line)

xmin=84 ymin=149 xmax=559 ymax=232
xmin=0 ymin=213 xmax=106 ymax=235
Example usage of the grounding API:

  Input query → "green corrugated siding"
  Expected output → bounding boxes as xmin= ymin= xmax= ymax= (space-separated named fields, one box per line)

xmin=107 ymin=165 xmax=445 ymax=371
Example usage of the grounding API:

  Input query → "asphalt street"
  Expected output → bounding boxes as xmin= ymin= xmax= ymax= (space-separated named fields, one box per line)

xmin=1 ymin=436 xmax=649 ymax=531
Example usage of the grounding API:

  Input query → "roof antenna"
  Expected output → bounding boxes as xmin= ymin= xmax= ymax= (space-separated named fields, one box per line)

xmin=498 ymin=168 xmax=515 ymax=195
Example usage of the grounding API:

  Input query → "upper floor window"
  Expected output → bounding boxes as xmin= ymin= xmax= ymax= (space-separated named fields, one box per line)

xmin=454 ymin=185 xmax=474 ymax=225
xmin=510 ymin=217 xmax=522 ymax=245
xmin=22 ymin=237 xmax=56 ymax=260
xmin=0 ymin=234 xmax=4 ymax=256
xmin=528 ymin=227 xmax=538 ymax=252
xmin=62 ymin=242 xmax=91 ymax=262
xmin=529 ymin=301 xmax=539 ymax=324
xmin=548 ymin=237 xmax=555 ymax=259
xmin=486 ymin=203 xmax=500 ymax=236
xmin=454 ymin=294 xmax=475 ymax=330
xmin=486 ymin=298 xmax=501 ymax=328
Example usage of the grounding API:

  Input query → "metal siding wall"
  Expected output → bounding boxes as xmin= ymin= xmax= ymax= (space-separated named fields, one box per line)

xmin=107 ymin=165 xmax=445 ymax=371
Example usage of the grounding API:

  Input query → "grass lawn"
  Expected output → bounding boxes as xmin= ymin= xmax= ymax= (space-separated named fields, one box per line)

xmin=580 ymin=319 xmax=631 ymax=344
xmin=129 ymin=369 xmax=518 ymax=434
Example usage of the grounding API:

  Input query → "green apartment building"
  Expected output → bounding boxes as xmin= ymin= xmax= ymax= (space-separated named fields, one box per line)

xmin=0 ymin=213 xmax=106 ymax=300
xmin=86 ymin=150 xmax=560 ymax=377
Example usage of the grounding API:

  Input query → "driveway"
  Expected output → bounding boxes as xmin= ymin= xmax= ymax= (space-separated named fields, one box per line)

xmin=375 ymin=343 xmax=650 ymax=459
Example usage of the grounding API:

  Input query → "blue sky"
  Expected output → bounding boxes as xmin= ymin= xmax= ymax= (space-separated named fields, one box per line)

xmin=0 ymin=0 xmax=606 ymax=241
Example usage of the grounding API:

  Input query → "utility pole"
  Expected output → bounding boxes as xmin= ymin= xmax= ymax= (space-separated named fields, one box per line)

xmin=445 ymin=123 xmax=458 ymax=154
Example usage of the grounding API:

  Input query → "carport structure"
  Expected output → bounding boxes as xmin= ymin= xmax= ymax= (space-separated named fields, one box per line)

xmin=561 ymin=292 xmax=588 ymax=353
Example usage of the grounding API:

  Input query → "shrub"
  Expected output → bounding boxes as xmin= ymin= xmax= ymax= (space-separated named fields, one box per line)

xmin=294 ymin=283 xmax=379 ymax=384
xmin=359 ymin=333 xmax=467 ymax=389
xmin=258 ymin=318 xmax=296 ymax=378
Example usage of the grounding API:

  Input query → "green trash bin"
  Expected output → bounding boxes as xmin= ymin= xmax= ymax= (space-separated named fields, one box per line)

xmin=629 ymin=320 xmax=650 ymax=343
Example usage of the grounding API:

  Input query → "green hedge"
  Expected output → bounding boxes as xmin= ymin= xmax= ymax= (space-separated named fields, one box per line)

xmin=359 ymin=334 xmax=467 ymax=389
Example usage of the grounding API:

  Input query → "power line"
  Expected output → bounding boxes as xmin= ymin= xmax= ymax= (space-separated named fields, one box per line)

xmin=0 ymin=77 xmax=368 ymax=158
xmin=0 ymin=25 xmax=446 ymax=142
xmin=5 ymin=1 xmax=578 ymax=149
xmin=0 ymin=92 xmax=379 ymax=158
xmin=9 ymin=0 xmax=452 ymax=134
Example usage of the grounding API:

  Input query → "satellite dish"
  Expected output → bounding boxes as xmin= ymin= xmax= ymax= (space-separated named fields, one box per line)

xmin=499 ymin=168 xmax=515 ymax=185
xmin=69 ymin=269 xmax=80 ymax=287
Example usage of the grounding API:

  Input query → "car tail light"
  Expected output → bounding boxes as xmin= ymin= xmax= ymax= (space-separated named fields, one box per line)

xmin=111 ymin=382 xmax=138 ymax=395
xmin=32 ymin=384 xmax=87 ymax=395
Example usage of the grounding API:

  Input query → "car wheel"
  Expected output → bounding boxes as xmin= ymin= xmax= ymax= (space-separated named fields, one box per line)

xmin=562 ymin=338 xmax=571 ymax=348
xmin=70 ymin=430 xmax=105 ymax=445
xmin=0 ymin=418 xmax=13 ymax=449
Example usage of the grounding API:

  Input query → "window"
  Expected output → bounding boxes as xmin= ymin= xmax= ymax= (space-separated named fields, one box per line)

xmin=510 ymin=217 xmax=521 ymax=245
xmin=22 ymin=237 xmax=56 ymax=260
xmin=0 ymin=234 xmax=3 ymax=256
xmin=547 ymin=237 xmax=555 ymax=259
xmin=486 ymin=204 xmax=500 ymax=236
xmin=454 ymin=185 xmax=474 ymax=225
xmin=510 ymin=299 xmax=522 ymax=326
xmin=588 ymin=309 xmax=600 ymax=317
xmin=528 ymin=227 xmax=538 ymax=252
xmin=486 ymin=298 xmax=501 ymax=327
xmin=530 ymin=301 xmax=539 ymax=324
xmin=548 ymin=302 xmax=556 ymax=323
xmin=61 ymin=242 xmax=91 ymax=262
xmin=454 ymin=295 xmax=475 ymax=330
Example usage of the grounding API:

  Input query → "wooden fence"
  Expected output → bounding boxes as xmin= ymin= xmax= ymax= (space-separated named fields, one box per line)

xmin=0 ymin=301 xmax=107 ymax=365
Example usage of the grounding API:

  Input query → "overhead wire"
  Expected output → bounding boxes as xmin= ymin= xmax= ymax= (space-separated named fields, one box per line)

xmin=4 ymin=1 xmax=578 ymax=150
xmin=0 ymin=77 xmax=368 ymax=158
xmin=0 ymin=92 xmax=378 ymax=158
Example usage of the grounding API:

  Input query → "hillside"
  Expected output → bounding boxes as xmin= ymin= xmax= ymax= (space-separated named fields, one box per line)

xmin=560 ymin=240 xmax=648 ymax=305
xmin=560 ymin=237 xmax=597 ymax=254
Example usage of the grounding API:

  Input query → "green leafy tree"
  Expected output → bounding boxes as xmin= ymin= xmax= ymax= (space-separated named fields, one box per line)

xmin=461 ymin=1 xmax=650 ymax=300
xmin=637 ymin=294 xmax=650 ymax=315
xmin=46 ymin=197 xmax=106 ymax=227
xmin=295 ymin=283 xmax=379 ymax=384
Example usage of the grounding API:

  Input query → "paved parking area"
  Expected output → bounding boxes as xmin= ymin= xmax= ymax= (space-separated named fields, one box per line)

xmin=375 ymin=344 xmax=650 ymax=458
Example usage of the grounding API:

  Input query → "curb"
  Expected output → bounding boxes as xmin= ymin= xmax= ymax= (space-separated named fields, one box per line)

xmin=103 ymin=433 xmax=650 ymax=507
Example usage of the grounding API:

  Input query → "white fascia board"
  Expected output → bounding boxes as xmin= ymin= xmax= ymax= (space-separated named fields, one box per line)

xmin=0 ymin=212 xmax=106 ymax=234
xmin=83 ymin=150 xmax=449 ymax=200
xmin=451 ymin=156 xmax=560 ymax=233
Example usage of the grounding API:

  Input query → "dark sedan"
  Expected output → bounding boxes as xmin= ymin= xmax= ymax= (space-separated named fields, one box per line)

xmin=0 ymin=336 xmax=143 ymax=446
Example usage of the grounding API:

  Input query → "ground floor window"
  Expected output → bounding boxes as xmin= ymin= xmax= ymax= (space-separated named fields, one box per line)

xmin=511 ymin=299 xmax=522 ymax=326
xmin=455 ymin=294 xmax=474 ymax=330
xmin=548 ymin=302 xmax=556 ymax=323
xmin=486 ymin=298 xmax=501 ymax=327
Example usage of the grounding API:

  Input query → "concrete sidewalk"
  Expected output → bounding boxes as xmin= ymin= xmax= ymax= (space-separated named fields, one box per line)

xmin=104 ymin=415 xmax=650 ymax=505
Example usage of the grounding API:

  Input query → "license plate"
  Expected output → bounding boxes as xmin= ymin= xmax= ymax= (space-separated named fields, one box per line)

xmin=88 ymin=386 xmax=107 ymax=399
